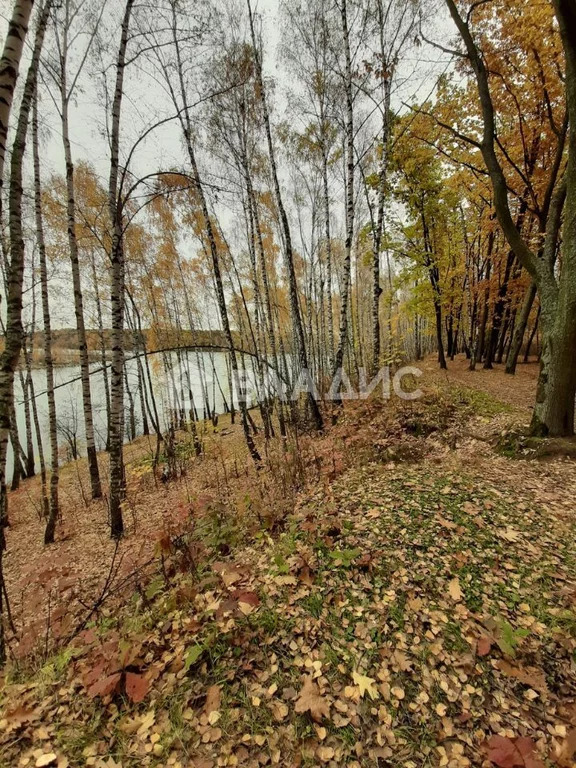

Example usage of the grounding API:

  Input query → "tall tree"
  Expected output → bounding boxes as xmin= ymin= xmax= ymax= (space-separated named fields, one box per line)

xmin=46 ymin=0 xmax=104 ymax=499
xmin=0 ymin=0 xmax=51 ymax=663
xmin=445 ymin=0 xmax=576 ymax=436
xmin=33 ymin=92 xmax=60 ymax=543
xmin=107 ymin=0 xmax=134 ymax=538
xmin=248 ymin=0 xmax=323 ymax=431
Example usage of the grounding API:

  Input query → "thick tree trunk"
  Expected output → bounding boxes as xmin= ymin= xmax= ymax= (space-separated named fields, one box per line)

xmin=445 ymin=0 xmax=576 ymax=436
xmin=531 ymin=303 xmax=576 ymax=435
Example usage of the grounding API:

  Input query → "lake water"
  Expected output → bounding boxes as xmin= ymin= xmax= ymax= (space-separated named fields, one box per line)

xmin=8 ymin=349 xmax=243 ymax=478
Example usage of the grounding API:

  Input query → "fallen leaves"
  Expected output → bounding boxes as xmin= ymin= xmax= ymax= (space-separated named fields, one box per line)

xmin=294 ymin=676 xmax=331 ymax=722
xmin=87 ymin=672 xmax=122 ymax=700
xmin=494 ymin=660 xmax=550 ymax=697
xmin=125 ymin=672 xmax=149 ymax=704
xmin=486 ymin=735 xmax=544 ymax=768
xmin=477 ymin=635 xmax=493 ymax=657
xmin=3 ymin=377 xmax=576 ymax=768
xmin=35 ymin=754 xmax=58 ymax=767
xmin=448 ymin=577 xmax=463 ymax=602
xmin=204 ymin=684 xmax=221 ymax=716
xmin=351 ymin=671 xmax=379 ymax=700
xmin=556 ymin=728 xmax=576 ymax=767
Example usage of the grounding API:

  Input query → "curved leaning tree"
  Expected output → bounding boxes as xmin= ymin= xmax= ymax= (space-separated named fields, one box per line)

xmin=444 ymin=0 xmax=576 ymax=437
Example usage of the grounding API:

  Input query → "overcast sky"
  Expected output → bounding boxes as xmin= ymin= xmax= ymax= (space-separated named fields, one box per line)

xmin=0 ymin=0 xmax=454 ymax=328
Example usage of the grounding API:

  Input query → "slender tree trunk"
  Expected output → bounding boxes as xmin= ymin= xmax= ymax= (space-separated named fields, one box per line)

xmin=505 ymin=283 xmax=537 ymax=374
xmin=421 ymin=207 xmax=446 ymax=369
xmin=59 ymin=33 xmax=102 ymax=500
xmin=371 ymin=22 xmax=392 ymax=375
xmin=0 ymin=0 xmax=35 ymax=187
xmin=89 ymin=252 xmax=111 ymax=449
xmin=484 ymin=250 xmax=516 ymax=369
xmin=247 ymin=0 xmax=323 ymax=431
xmin=249 ymin=176 xmax=286 ymax=436
xmin=24 ymin=323 xmax=48 ymax=517
xmin=321 ymin=147 xmax=335 ymax=369
xmin=470 ymin=237 xmax=493 ymax=371
xmin=333 ymin=0 xmax=355 ymax=383
xmin=524 ymin=305 xmax=540 ymax=362
xmin=19 ymin=368 xmax=34 ymax=476
xmin=108 ymin=0 xmax=134 ymax=538
xmin=0 ymin=0 xmax=49 ymax=663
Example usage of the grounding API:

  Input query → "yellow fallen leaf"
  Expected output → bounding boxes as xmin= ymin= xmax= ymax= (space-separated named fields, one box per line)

xmin=448 ymin=577 xmax=462 ymax=602
xmin=316 ymin=746 xmax=335 ymax=762
xmin=352 ymin=671 xmax=379 ymax=700
xmin=36 ymin=755 xmax=57 ymax=768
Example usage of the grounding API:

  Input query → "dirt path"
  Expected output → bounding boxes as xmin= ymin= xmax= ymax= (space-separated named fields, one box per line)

xmin=419 ymin=354 xmax=539 ymax=412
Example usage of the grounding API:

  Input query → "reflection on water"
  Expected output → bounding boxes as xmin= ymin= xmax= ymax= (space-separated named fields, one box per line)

xmin=8 ymin=350 xmax=241 ymax=478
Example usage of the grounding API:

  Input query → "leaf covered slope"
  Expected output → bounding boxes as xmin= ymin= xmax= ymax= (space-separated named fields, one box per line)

xmin=2 ymin=363 xmax=576 ymax=768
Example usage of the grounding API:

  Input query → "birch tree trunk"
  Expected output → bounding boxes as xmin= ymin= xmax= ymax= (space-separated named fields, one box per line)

xmin=248 ymin=0 xmax=323 ymax=431
xmin=89 ymin=251 xmax=111 ymax=449
xmin=164 ymin=12 xmax=261 ymax=462
xmin=0 ymin=0 xmax=50 ymax=664
xmin=333 ymin=0 xmax=355 ymax=379
xmin=0 ymin=0 xmax=35 ymax=188
xmin=34 ymin=92 xmax=59 ymax=538
xmin=108 ymin=0 xmax=134 ymax=539
xmin=57 ymin=5 xmax=102 ymax=499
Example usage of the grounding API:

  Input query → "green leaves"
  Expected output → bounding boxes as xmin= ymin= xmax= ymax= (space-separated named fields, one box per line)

xmin=328 ymin=548 xmax=361 ymax=567
xmin=184 ymin=643 xmax=205 ymax=672
xmin=495 ymin=621 xmax=530 ymax=658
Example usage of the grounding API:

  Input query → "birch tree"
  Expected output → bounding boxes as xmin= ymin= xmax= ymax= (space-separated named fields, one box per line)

xmin=0 ymin=0 xmax=51 ymax=665
xmin=44 ymin=0 xmax=105 ymax=499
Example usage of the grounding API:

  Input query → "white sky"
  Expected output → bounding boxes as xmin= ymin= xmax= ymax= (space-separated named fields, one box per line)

xmin=1 ymin=0 xmax=454 ymax=328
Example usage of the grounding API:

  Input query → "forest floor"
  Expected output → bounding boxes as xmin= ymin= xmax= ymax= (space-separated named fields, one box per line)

xmin=2 ymin=356 xmax=576 ymax=768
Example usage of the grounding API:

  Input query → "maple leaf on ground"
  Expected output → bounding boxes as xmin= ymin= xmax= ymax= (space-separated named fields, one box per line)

xmin=88 ymin=672 xmax=122 ymax=700
xmin=486 ymin=735 xmax=545 ymax=768
xmin=352 ymin=671 xmax=379 ymax=700
xmin=125 ymin=672 xmax=149 ymax=703
xmin=294 ymin=676 xmax=331 ymax=722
